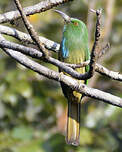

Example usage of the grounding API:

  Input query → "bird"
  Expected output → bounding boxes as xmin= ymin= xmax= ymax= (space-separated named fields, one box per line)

xmin=55 ymin=10 xmax=90 ymax=146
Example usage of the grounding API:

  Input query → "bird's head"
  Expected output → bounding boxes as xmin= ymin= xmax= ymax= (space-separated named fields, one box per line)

xmin=54 ymin=10 xmax=83 ymax=31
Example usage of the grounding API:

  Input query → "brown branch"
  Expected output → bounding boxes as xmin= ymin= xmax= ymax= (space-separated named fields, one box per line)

xmin=14 ymin=0 xmax=48 ymax=58
xmin=88 ymin=9 xmax=102 ymax=78
xmin=0 ymin=0 xmax=72 ymax=24
xmin=0 ymin=34 xmax=122 ymax=108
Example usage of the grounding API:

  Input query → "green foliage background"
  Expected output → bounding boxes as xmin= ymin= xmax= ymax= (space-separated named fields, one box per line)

xmin=0 ymin=0 xmax=122 ymax=152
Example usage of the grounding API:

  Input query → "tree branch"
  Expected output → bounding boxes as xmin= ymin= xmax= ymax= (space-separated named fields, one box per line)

xmin=0 ymin=25 xmax=59 ymax=52
xmin=0 ymin=0 xmax=72 ymax=24
xmin=0 ymin=35 xmax=122 ymax=108
xmin=98 ymin=43 xmax=110 ymax=58
xmin=14 ymin=0 xmax=48 ymax=58
xmin=0 ymin=35 xmax=122 ymax=81
xmin=0 ymin=2 xmax=122 ymax=109
xmin=15 ymin=1 xmax=104 ymax=81
xmin=95 ymin=63 xmax=122 ymax=81
xmin=87 ymin=9 xmax=102 ymax=78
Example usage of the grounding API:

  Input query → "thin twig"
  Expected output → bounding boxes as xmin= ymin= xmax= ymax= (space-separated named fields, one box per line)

xmin=98 ymin=43 xmax=110 ymax=58
xmin=0 ymin=0 xmax=72 ymax=24
xmin=0 ymin=25 xmax=59 ymax=52
xmin=95 ymin=63 xmax=122 ymax=81
xmin=88 ymin=9 xmax=102 ymax=78
xmin=66 ymin=60 xmax=90 ymax=69
xmin=14 ymin=0 xmax=48 ymax=58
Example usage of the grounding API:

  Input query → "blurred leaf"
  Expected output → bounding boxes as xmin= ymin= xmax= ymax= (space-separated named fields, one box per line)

xmin=43 ymin=133 xmax=67 ymax=152
xmin=11 ymin=126 xmax=33 ymax=140
xmin=80 ymin=128 xmax=94 ymax=145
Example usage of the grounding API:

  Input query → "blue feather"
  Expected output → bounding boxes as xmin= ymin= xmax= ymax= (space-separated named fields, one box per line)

xmin=61 ymin=37 xmax=69 ymax=58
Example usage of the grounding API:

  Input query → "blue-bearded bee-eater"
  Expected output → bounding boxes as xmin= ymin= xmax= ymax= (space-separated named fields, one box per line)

xmin=55 ymin=10 xmax=90 ymax=146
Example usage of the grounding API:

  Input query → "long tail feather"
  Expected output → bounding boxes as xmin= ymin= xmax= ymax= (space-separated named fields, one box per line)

xmin=66 ymin=101 xmax=81 ymax=146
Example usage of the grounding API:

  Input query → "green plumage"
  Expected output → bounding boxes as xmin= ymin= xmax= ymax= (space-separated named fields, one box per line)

xmin=56 ymin=10 xmax=90 ymax=146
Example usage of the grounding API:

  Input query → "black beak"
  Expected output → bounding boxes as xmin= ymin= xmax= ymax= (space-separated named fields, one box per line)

xmin=54 ymin=10 xmax=71 ymax=23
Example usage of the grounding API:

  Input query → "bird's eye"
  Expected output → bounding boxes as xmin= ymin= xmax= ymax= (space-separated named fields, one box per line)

xmin=73 ymin=22 xmax=78 ymax=26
